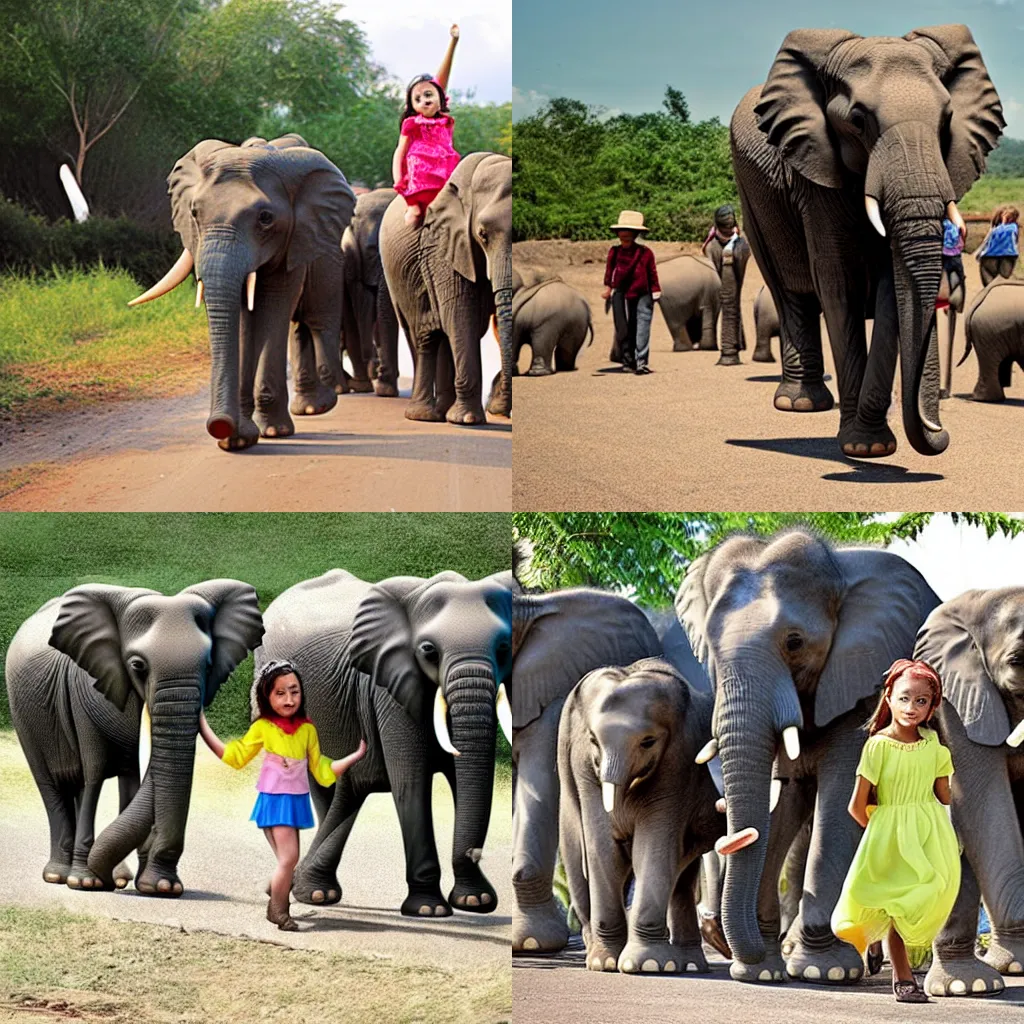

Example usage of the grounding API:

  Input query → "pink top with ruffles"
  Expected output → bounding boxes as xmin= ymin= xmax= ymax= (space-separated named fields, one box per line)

xmin=395 ymin=114 xmax=461 ymax=197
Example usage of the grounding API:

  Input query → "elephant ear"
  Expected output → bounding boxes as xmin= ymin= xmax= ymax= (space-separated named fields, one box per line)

xmin=181 ymin=580 xmax=265 ymax=707
xmin=914 ymin=591 xmax=1009 ymax=745
xmin=424 ymin=153 xmax=490 ymax=284
xmin=167 ymin=139 xmax=234 ymax=256
xmin=272 ymin=148 xmax=356 ymax=272
xmin=49 ymin=585 xmax=151 ymax=711
xmin=815 ymin=549 xmax=940 ymax=728
xmin=906 ymin=25 xmax=1006 ymax=200
xmin=675 ymin=553 xmax=715 ymax=678
xmin=754 ymin=28 xmax=858 ymax=189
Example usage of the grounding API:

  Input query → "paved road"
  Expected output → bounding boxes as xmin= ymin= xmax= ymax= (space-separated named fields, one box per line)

xmin=514 ymin=938 xmax=1024 ymax=1024
xmin=513 ymin=240 xmax=1024 ymax=511
xmin=0 ymin=735 xmax=511 ymax=971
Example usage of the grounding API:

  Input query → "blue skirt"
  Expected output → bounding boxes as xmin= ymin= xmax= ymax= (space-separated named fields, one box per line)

xmin=250 ymin=792 xmax=314 ymax=829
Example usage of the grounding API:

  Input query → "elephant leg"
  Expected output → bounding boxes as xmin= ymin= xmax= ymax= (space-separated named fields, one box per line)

xmin=229 ymin=310 xmax=262 ymax=451
xmin=340 ymin=323 xmax=373 ymax=394
xmin=771 ymin=291 xmax=834 ymax=411
xmin=252 ymin=269 xmax=304 ymax=439
xmin=436 ymin=758 xmax=495 ymax=912
xmin=373 ymin=287 xmax=401 ymax=397
xmin=289 ymin=323 xmax=338 ymax=416
xmin=675 ymin=313 xmax=699 ymax=352
xmin=753 ymin=314 xmax=777 ymax=362
xmin=513 ymin=702 xmax=569 ymax=953
xmin=698 ymin=296 xmax=720 ymax=351
xmin=292 ymin=779 xmax=365 ymax=906
xmin=667 ymin=858 xmax=711 ymax=972
xmin=972 ymin=341 xmax=1007 ymax=402
xmin=444 ymin=294 xmax=487 ymax=425
xmin=406 ymin=329 xmax=444 ymax=422
xmin=526 ymin=328 xmax=554 ymax=376
xmin=716 ymin=268 xmax=742 ymax=365
xmin=926 ymin=855 xmax=1005 ymax=996
xmin=67 ymin=779 xmax=109 ymax=890
xmin=983 ymin=779 xmax=1024 ymax=975
xmin=779 ymin=820 xmax=811 ymax=942
xmin=110 ymin=772 xmax=140 ymax=888
xmin=38 ymin=778 xmax=77 ymax=884
xmin=435 ymin=338 xmax=456 ymax=419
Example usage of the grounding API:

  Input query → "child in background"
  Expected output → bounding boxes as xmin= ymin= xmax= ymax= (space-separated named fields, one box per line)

xmin=938 ymin=215 xmax=965 ymax=311
xmin=977 ymin=205 xmax=1019 ymax=285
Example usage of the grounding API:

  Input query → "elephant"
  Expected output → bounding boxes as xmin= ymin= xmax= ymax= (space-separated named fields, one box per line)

xmin=380 ymin=152 xmax=512 ymax=424
xmin=341 ymin=187 xmax=406 ymax=397
xmin=254 ymin=568 xmax=512 ymax=916
xmin=753 ymin=286 xmax=780 ymax=363
xmin=512 ymin=267 xmax=593 ymax=375
xmin=676 ymin=528 xmax=939 ymax=983
xmin=703 ymin=206 xmax=753 ymax=365
xmin=730 ymin=26 xmax=1004 ymax=459
xmin=935 ymin=263 xmax=968 ymax=399
xmin=959 ymin=278 xmax=1024 ymax=401
xmin=5 ymin=581 xmax=264 ymax=895
xmin=510 ymin=584 xmax=663 ymax=953
xmin=129 ymin=135 xmax=356 ymax=450
xmin=654 ymin=254 xmax=721 ymax=353
xmin=911 ymin=588 xmax=1024 ymax=995
xmin=557 ymin=657 xmax=724 ymax=974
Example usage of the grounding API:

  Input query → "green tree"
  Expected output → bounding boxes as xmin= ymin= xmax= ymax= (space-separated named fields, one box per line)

xmin=512 ymin=513 xmax=1024 ymax=606
xmin=663 ymin=85 xmax=690 ymax=124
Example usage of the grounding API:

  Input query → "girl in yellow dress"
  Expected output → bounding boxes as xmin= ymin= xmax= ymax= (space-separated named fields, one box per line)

xmin=831 ymin=659 xmax=960 ymax=1003
xmin=198 ymin=660 xmax=366 ymax=931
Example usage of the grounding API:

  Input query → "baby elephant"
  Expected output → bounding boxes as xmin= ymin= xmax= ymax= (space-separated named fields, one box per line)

xmin=752 ymin=286 xmax=779 ymax=363
xmin=961 ymin=278 xmax=1024 ymax=401
xmin=558 ymin=657 xmax=724 ymax=974
xmin=513 ymin=268 xmax=593 ymax=375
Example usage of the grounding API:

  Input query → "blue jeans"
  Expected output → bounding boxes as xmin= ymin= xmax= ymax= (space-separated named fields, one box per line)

xmin=614 ymin=292 xmax=654 ymax=369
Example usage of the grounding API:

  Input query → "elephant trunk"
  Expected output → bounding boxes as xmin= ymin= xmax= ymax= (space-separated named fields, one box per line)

xmin=88 ymin=773 xmax=154 ymax=882
xmin=445 ymin=660 xmax=498 ymax=879
xmin=198 ymin=228 xmax=252 ymax=441
xmin=865 ymin=123 xmax=953 ymax=456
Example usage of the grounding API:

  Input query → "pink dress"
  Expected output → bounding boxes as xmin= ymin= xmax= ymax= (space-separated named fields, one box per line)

xmin=395 ymin=114 xmax=461 ymax=206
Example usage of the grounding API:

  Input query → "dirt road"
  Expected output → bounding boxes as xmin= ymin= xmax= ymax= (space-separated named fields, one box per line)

xmin=514 ymin=938 xmax=1024 ymax=1024
xmin=0 ymin=384 xmax=511 ymax=511
xmin=512 ymin=240 xmax=1024 ymax=511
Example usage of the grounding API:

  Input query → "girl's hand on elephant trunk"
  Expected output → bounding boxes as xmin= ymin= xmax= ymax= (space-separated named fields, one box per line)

xmin=331 ymin=738 xmax=368 ymax=776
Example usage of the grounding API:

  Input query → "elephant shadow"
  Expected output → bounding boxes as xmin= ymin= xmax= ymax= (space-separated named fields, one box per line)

xmin=746 ymin=374 xmax=783 ymax=383
xmin=301 ymin=905 xmax=512 ymax=946
xmin=952 ymin=392 xmax=1024 ymax=408
xmin=725 ymin=437 xmax=945 ymax=483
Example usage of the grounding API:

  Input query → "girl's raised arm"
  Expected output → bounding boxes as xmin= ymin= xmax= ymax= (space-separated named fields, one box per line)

xmin=198 ymin=711 xmax=226 ymax=760
xmin=847 ymin=774 xmax=872 ymax=829
xmin=435 ymin=24 xmax=459 ymax=93
xmin=332 ymin=738 xmax=368 ymax=777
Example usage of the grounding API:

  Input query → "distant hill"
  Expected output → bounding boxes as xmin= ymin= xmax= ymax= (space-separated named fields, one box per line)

xmin=986 ymin=138 xmax=1024 ymax=178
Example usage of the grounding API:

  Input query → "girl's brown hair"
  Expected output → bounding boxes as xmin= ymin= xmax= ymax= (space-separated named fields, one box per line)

xmin=254 ymin=660 xmax=307 ymax=720
xmin=1005 ymin=207 xmax=1020 ymax=225
xmin=992 ymin=205 xmax=1008 ymax=228
xmin=864 ymin=658 xmax=943 ymax=735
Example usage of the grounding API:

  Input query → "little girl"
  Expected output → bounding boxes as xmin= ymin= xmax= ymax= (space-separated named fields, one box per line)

xmin=392 ymin=24 xmax=461 ymax=227
xmin=831 ymin=659 xmax=960 ymax=1003
xmin=199 ymin=660 xmax=366 ymax=931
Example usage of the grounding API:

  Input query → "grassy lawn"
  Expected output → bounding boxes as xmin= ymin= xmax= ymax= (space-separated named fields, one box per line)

xmin=0 ymin=905 xmax=510 ymax=1024
xmin=0 ymin=267 xmax=208 ymax=415
xmin=0 ymin=512 xmax=511 ymax=765
xmin=959 ymin=176 xmax=1024 ymax=215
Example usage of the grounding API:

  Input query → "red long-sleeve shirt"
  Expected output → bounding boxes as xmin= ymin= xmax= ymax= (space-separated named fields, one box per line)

xmin=604 ymin=242 xmax=660 ymax=301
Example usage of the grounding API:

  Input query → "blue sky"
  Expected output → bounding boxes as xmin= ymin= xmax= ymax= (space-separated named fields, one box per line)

xmin=512 ymin=0 xmax=1024 ymax=137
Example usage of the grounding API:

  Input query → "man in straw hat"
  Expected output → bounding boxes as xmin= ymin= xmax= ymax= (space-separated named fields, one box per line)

xmin=601 ymin=210 xmax=661 ymax=374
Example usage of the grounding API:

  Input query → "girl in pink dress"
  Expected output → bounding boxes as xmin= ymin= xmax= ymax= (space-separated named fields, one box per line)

xmin=392 ymin=24 xmax=462 ymax=227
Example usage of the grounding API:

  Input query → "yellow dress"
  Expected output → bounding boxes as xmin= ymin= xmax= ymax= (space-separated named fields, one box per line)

xmin=831 ymin=727 xmax=960 ymax=953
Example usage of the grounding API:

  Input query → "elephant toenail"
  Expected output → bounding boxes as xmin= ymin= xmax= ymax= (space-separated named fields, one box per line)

xmin=481 ymin=893 xmax=492 ymax=903
xmin=686 ymin=963 xmax=698 ymax=973
xmin=44 ymin=873 xmax=61 ymax=883
xmin=621 ymin=959 xmax=635 ymax=972
xmin=327 ymin=890 xmax=338 ymax=901
xmin=758 ymin=969 xmax=772 ymax=981
xmin=994 ymin=979 xmax=1004 ymax=989
xmin=774 ymin=971 xmax=783 ymax=980
xmin=157 ymin=879 xmax=171 ymax=891
xmin=522 ymin=938 xmax=539 ymax=951
xmin=929 ymin=982 xmax=945 ymax=996
xmin=641 ymin=959 xmax=659 ymax=972
xmin=950 ymin=980 xmax=967 ymax=994
xmin=664 ymin=961 xmax=676 ymax=972
xmin=466 ymin=895 xmax=479 ymax=906
xmin=793 ymin=398 xmax=814 ymax=411
xmin=604 ymin=957 xmax=616 ymax=970
xmin=311 ymin=891 xmax=324 ymax=903
xmin=1010 ymin=961 xmax=1023 ymax=974
xmin=849 ymin=967 xmax=861 ymax=978
xmin=590 ymin=957 xmax=603 ymax=970
xmin=827 ymin=967 xmax=845 ymax=980
xmin=418 ymin=905 xmax=432 ymax=916
xmin=803 ymin=965 xmax=821 ymax=979
xmin=434 ymin=906 xmax=447 ymax=916
xmin=67 ymin=877 xmax=80 ymax=888
xmin=173 ymin=882 xmax=182 ymax=893
xmin=972 ymin=979 xmax=987 ymax=992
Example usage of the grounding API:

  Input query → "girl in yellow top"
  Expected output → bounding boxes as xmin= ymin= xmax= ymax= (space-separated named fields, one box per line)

xmin=199 ymin=660 xmax=366 ymax=931
xmin=831 ymin=659 xmax=960 ymax=1003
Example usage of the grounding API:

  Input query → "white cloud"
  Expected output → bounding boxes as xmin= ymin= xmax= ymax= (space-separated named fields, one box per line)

xmin=512 ymin=85 xmax=551 ymax=120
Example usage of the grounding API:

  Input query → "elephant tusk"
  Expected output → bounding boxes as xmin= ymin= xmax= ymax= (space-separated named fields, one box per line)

xmin=602 ymin=781 xmax=617 ymax=813
xmin=947 ymin=201 xmax=966 ymax=238
xmin=770 ymin=778 xmax=782 ymax=813
xmin=1007 ymin=719 xmax=1024 ymax=748
xmin=782 ymin=726 xmax=800 ymax=761
xmin=695 ymin=737 xmax=718 ymax=764
xmin=714 ymin=827 xmax=759 ymax=856
xmin=246 ymin=271 xmax=256 ymax=312
xmin=195 ymin=280 xmax=204 ymax=308
xmin=495 ymin=683 xmax=513 ymax=745
xmin=865 ymin=194 xmax=886 ymax=238
xmin=128 ymin=249 xmax=194 ymax=307
xmin=433 ymin=687 xmax=460 ymax=757
xmin=919 ymin=403 xmax=944 ymax=433
xmin=715 ymin=797 xmax=727 ymax=814
xmin=138 ymin=702 xmax=152 ymax=780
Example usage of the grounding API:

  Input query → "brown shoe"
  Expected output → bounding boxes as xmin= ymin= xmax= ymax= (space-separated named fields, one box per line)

xmin=893 ymin=979 xmax=928 ymax=1003
xmin=267 ymin=897 xmax=299 ymax=932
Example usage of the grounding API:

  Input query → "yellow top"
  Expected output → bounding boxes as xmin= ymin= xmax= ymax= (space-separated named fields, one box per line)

xmin=221 ymin=718 xmax=337 ymax=789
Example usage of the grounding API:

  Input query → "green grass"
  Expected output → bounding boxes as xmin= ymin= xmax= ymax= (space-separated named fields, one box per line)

xmin=959 ymin=175 xmax=1024 ymax=215
xmin=0 ymin=266 xmax=207 ymax=412
xmin=0 ymin=514 xmax=511 ymax=748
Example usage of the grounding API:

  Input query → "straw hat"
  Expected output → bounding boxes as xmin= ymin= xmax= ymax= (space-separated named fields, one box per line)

xmin=611 ymin=210 xmax=648 ymax=233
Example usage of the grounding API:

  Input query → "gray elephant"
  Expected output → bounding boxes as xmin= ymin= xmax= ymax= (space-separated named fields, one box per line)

xmin=341 ymin=187 xmax=405 ymax=397
xmin=913 ymin=588 xmax=1024 ymax=996
xmin=731 ymin=26 xmax=1003 ymax=458
xmin=753 ymin=286 xmax=780 ymax=363
xmin=558 ymin=657 xmax=724 ymax=975
xmin=129 ymin=135 xmax=355 ymax=450
xmin=5 ymin=581 xmax=264 ymax=894
xmin=380 ymin=152 xmax=512 ymax=423
xmin=676 ymin=529 xmax=939 ymax=983
xmin=655 ymin=254 xmax=721 ymax=352
xmin=255 ymin=568 xmax=512 ymax=916
xmin=703 ymin=206 xmax=752 ymax=365
xmin=512 ymin=267 xmax=593 ymax=375
xmin=511 ymin=586 xmax=662 ymax=953
xmin=959 ymin=278 xmax=1024 ymax=402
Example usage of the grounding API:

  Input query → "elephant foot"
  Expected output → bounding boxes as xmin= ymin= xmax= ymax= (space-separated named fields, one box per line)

xmin=730 ymin=949 xmax=788 ymax=983
xmin=585 ymin=937 xmax=625 ymax=972
xmin=526 ymin=365 xmax=554 ymax=376
xmin=752 ymin=348 xmax=776 ymax=363
xmin=619 ymin=939 xmax=704 ymax=974
xmin=446 ymin=400 xmax=487 ymax=426
xmin=66 ymin=863 xmax=113 ymax=891
xmin=42 ymin=860 xmax=71 ymax=884
xmin=972 ymin=386 xmax=1006 ymax=403
xmin=373 ymin=378 xmax=399 ymax=397
xmin=983 ymin=936 xmax=1024 ymax=975
xmin=134 ymin=863 xmax=184 ymax=897
xmin=925 ymin=954 xmax=1005 ymax=996
xmin=838 ymin=419 xmax=898 ymax=459
xmin=112 ymin=861 xmax=133 ymax=889
xmin=347 ymin=377 xmax=374 ymax=394
xmin=290 ymin=385 xmax=338 ymax=417
xmin=773 ymin=379 xmax=835 ymax=412
xmin=673 ymin=339 xmax=695 ymax=352
xmin=716 ymin=354 xmax=742 ymax=366
xmin=214 ymin=414 xmax=260 ymax=452
xmin=486 ymin=393 xmax=511 ymax=418
xmin=291 ymin=869 xmax=342 ymax=906
xmin=401 ymin=890 xmax=452 ymax=918
xmin=513 ymin=898 xmax=570 ymax=954
xmin=405 ymin=400 xmax=444 ymax=422
xmin=698 ymin=907 xmax=731 ymax=959
xmin=254 ymin=408 xmax=295 ymax=439
xmin=449 ymin=877 xmax=497 ymax=913
xmin=784 ymin=934 xmax=863 ymax=984
xmin=697 ymin=341 xmax=719 ymax=351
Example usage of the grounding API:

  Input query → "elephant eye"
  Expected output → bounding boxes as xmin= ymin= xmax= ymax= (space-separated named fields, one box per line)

xmin=127 ymin=655 xmax=148 ymax=677
xmin=849 ymin=105 xmax=867 ymax=134
xmin=257 ymin=209 xmax=274 ymax=226
xmin=418 ymin=640 xmax=439 ymax=664
xmin=639 ymin=736 xmax=656 ymax=749
xmin=785 ymin=633 xmax=804 ymax=652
